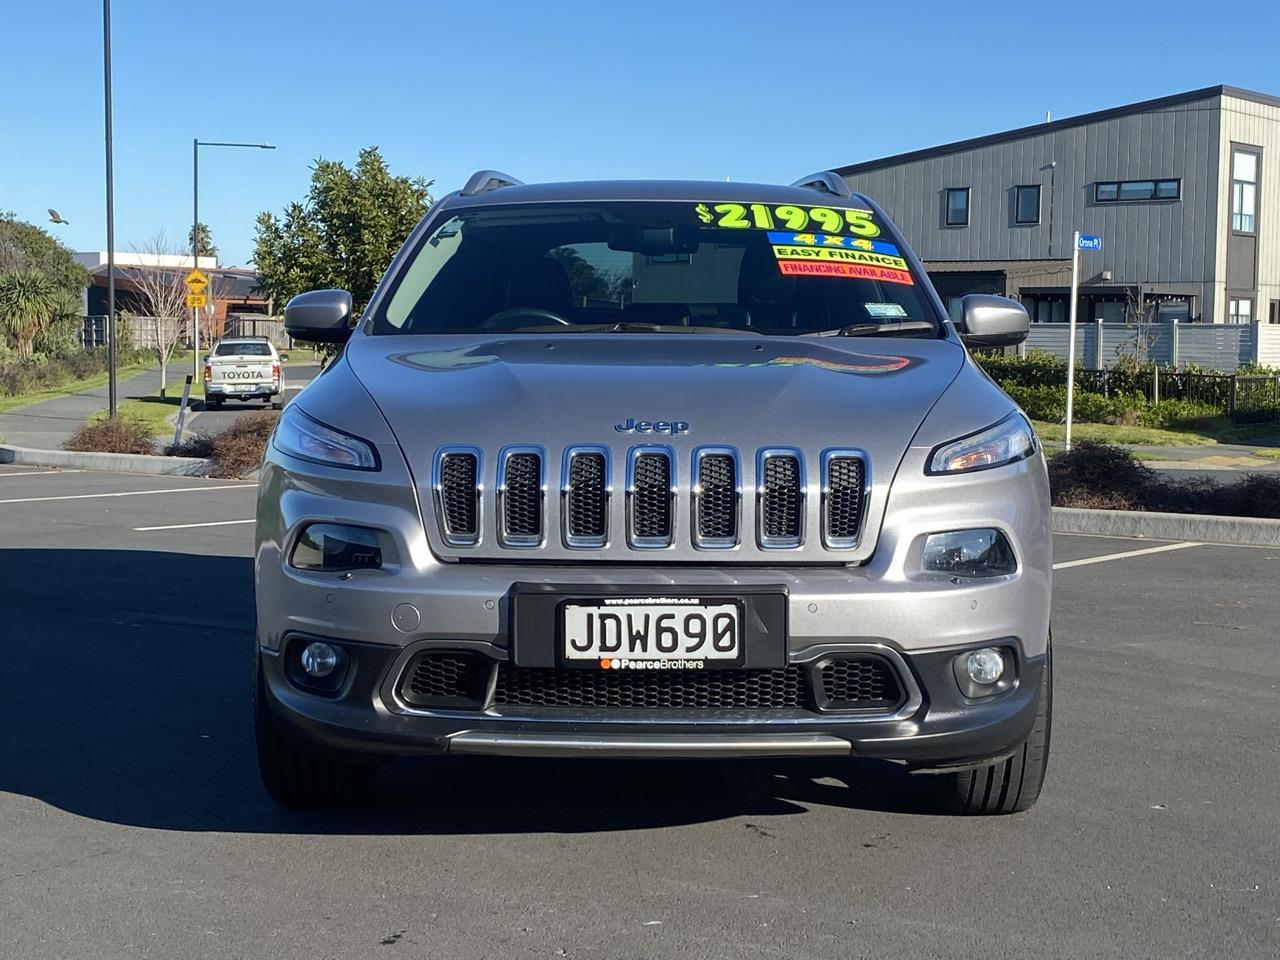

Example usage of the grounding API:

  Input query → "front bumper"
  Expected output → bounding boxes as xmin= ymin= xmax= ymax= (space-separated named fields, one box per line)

xmin=260 ymin=639 xmax=1045 ymax=766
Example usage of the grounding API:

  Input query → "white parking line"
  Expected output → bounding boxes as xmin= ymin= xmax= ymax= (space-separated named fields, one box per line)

xmin=0 ymin=484 xmax=255 ymax=505
xmin=1053 ymin=541 xmax=1202 ymax=570
xmin=134 ymin=518 xmax=255 ymax=531
xmin=0 ymin=469 xmax=85 ymax=478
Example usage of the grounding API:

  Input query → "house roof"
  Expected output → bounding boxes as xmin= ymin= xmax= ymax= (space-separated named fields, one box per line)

xmin=87 ymin=264 xmax=266 ymax=300
xmin=834 ymin=85 xmax=1280 ymax=177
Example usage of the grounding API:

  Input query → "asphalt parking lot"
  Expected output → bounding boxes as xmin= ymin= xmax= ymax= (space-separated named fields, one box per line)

xmin=1 ymin=465 xmax=1276 ymax=960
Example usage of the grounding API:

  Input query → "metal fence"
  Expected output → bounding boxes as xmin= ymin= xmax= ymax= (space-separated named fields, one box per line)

xmin=1022 ymin=322 xmax=1280 ymax=374
xmin=81 ymin=314 xmax=289 ymax=351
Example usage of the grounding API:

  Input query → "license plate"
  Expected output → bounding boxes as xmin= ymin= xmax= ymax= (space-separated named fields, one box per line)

xmin=561 ymin=597 xmax=742 ymax=669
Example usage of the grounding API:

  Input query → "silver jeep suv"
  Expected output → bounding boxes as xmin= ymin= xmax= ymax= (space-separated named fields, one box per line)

xmin=254 ymin=171 xmax=1052 ymax=814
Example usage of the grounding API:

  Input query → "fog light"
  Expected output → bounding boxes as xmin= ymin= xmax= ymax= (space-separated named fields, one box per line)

xmin=301 ymin=641 xmax=339 ymax=678
xmin=290 ymin=523 xmax=383 ymax=572
xmin=922 ymin=529 xmax=1016 ymax=578
xmin=965 ymin=647 xmax=1006 ymax=685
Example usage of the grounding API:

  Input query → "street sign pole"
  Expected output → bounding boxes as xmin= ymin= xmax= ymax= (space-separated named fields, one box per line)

xmin=1065 ymin=230 xmax=1081 ymax=451
xmin=192 ymin=138 xmax=200 ymax=386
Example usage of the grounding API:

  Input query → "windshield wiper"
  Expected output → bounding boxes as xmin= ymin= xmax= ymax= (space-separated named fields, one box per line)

xmin=806 ymin=321 xmax=937 ymax=338
xmin=602 ymin=322 xmax=762 ymax=335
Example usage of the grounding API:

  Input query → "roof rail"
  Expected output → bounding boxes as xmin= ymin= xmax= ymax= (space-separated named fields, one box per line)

xmin=789 ymin=171 xmax=853 ymax=199
xmin=461 ymin=170 xmax=524 ymax=196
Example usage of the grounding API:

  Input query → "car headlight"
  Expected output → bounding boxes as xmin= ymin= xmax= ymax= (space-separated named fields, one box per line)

xmin=272 ymin=405 xmax=379 ymax=470
xmin=922 ymin=529 xmax=1016 ymax=578
xmin=928 ymin=412 xmax=1035 ymax=475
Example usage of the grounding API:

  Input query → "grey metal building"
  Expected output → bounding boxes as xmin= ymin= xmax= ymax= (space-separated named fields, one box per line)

xmin=836 ymin=85 xmax=1280 ymax=327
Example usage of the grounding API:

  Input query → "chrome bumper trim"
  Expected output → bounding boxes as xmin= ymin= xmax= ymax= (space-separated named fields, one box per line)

xmin=445 ymin=731 xmax=852 ymax=758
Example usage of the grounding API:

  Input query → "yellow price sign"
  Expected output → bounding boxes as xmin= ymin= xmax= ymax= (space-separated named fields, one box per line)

xmin=186 ymin=292 xmax=207 ymax=308
xmin=694 ymin=202 xmax=881 ymax=238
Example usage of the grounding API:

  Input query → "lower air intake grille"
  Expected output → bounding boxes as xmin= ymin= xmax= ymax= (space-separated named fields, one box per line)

xmin=824 ymin=455 xmax=866 ymax=546
xmin=438 ymin=452 xmax=479 ymax=543
xmin=760 ymin=454 xmax=803 ymax=546
xmin=400 ymin=652 xmax=490 ymax=709
xmin=566 ymin=451 xmax=608 ymax=544
xmin=501 ymin=451 xmax=542 ymax=544
xmin=817 ymin=655 xmax=904 ymax=711
xmin=493 ymin=663 xmax=808 ymax=710
xmin=696 ymin=453 xmax=737 ymax=545
xmin=631 ymin=452 xmax=673 ymax=544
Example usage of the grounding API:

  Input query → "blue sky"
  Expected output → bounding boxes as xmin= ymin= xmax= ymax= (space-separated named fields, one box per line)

xmin=3 ymin=0 xmax=1278 ymax=267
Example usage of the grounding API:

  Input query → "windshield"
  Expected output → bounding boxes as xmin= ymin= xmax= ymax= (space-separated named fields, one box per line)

xmin=373 ymin=200 xmax=942 ymax=337
xmin=215 ymin=342 xmax=273 ymax=356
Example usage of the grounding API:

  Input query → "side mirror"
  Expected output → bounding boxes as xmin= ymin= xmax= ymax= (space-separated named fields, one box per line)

xmin=278 ymin=352 xmax=290 ymax=362
xmin=284 ymin=289 xmax=354 ymax=343
xmin=957 ymin=294 xmax=1029 ymax=348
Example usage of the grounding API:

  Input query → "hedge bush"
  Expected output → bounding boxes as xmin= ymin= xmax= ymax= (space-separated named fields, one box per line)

xmin=0 ymin=347 xmax=151 ymax=399
xmin=1051 ymin=441 xmax=1280 ymax=518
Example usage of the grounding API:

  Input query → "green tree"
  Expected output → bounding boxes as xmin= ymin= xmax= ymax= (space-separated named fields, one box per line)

xmin=187 ymin=222 xmax=218 ymax=261
xmin=254 ymin=147 xmax=433 ymax=313
xmin=0 ymin=212 xmax=90 ymax=296
xmin=0 ymin=268 xmax=57 ymax=361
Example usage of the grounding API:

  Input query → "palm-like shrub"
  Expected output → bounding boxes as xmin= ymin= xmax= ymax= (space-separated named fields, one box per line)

xmin=0 ymin=268 xmax=56 ymax=361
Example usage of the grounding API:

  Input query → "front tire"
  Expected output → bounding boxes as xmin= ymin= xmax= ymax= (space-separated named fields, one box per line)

xmin=926 ymin=643 xmax=1052 ymax=815
xmin=253 ymin=655 xmax=379 ymax=807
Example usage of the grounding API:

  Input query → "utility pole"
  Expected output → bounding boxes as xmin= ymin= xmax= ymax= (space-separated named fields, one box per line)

xmin=192 ymin=138 xmax=200 ymax=382
xmin=191 ymin=140 xmax=276 ymax=385
xmin=103 ymin=0 xmax=117 ymax=418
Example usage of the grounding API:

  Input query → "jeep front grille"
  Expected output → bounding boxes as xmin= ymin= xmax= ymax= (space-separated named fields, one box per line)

xmin=427 ymin=444 xmax=871 ymax=556
xmin=628 ymin=449 xmax=674 ymax=548
xmin=693 ymin=449 xmax=739 ymax=548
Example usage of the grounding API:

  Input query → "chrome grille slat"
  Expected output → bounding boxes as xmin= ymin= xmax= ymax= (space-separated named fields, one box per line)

xmin=498 ymin=447 xmax=544 ymax=547
xmin=433 ymin=447 xmax=481 ymax=546
xmin=758 ymin=449 xmax=804 ymax=549
xmin=822 ymin=450 xmax=868 ymax=549
xmin=563 ymin=447 xmax=610 ymax=547
xmin=693 ymin=447 xmax=739 ymax=549
xmin=627 ymin=447 xmax=675 ymax=548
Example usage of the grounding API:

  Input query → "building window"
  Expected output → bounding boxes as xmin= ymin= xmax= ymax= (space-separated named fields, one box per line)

xmin=1232 ymin=150 xmax=1258 ymax=233
xmin=1269 ymin=300 xmax=1280 ymax=325
xmin=945 ymin=188 xmax=969 ymax=226
xmin=1094 ymin=179 xmax=1181 ymax=203
xmin=1014 ymin=185 xmax=1041 ymax=224
xmin=1229 ymin=298 xmax=1253 ymax=323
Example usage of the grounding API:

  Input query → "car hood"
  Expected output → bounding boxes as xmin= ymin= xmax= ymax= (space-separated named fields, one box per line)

xmin=345 ymin=332 xmax=966 ymax=561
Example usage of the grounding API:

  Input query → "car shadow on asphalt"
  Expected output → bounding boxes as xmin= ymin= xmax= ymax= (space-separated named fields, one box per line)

xmin=1 ymin=548 xmax=937 ymax=834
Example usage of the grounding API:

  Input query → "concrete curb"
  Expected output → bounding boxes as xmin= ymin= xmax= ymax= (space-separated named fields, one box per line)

xmin=1053 ymin=506 xmax=1280 ymax=546
xmin=0 ymin=444 xmax=210 ymax=477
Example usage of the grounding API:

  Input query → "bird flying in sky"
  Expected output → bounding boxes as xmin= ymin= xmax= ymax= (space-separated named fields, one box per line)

xmin=48 ymin=208 xmax=69 ymax=225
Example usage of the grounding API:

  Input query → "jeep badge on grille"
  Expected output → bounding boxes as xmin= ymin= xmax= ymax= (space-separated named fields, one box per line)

xmin=614 ymin=418 xmax=690 ymax=435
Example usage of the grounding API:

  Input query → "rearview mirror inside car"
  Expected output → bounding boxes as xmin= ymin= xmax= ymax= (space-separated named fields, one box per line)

xmin=957 ymin=294 xmax=1029 ymax=348
xmin=608 ymin=225 xmax=700 ymax=256
xmin=283 ymin=289 xmax=354 ymax=344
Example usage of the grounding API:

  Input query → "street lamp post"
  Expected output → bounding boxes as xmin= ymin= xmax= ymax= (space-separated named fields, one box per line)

xmin=191 ymin=140 xmax=275 ymax=383
xmin=102 ymin=0 xmax=117 ymax=418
